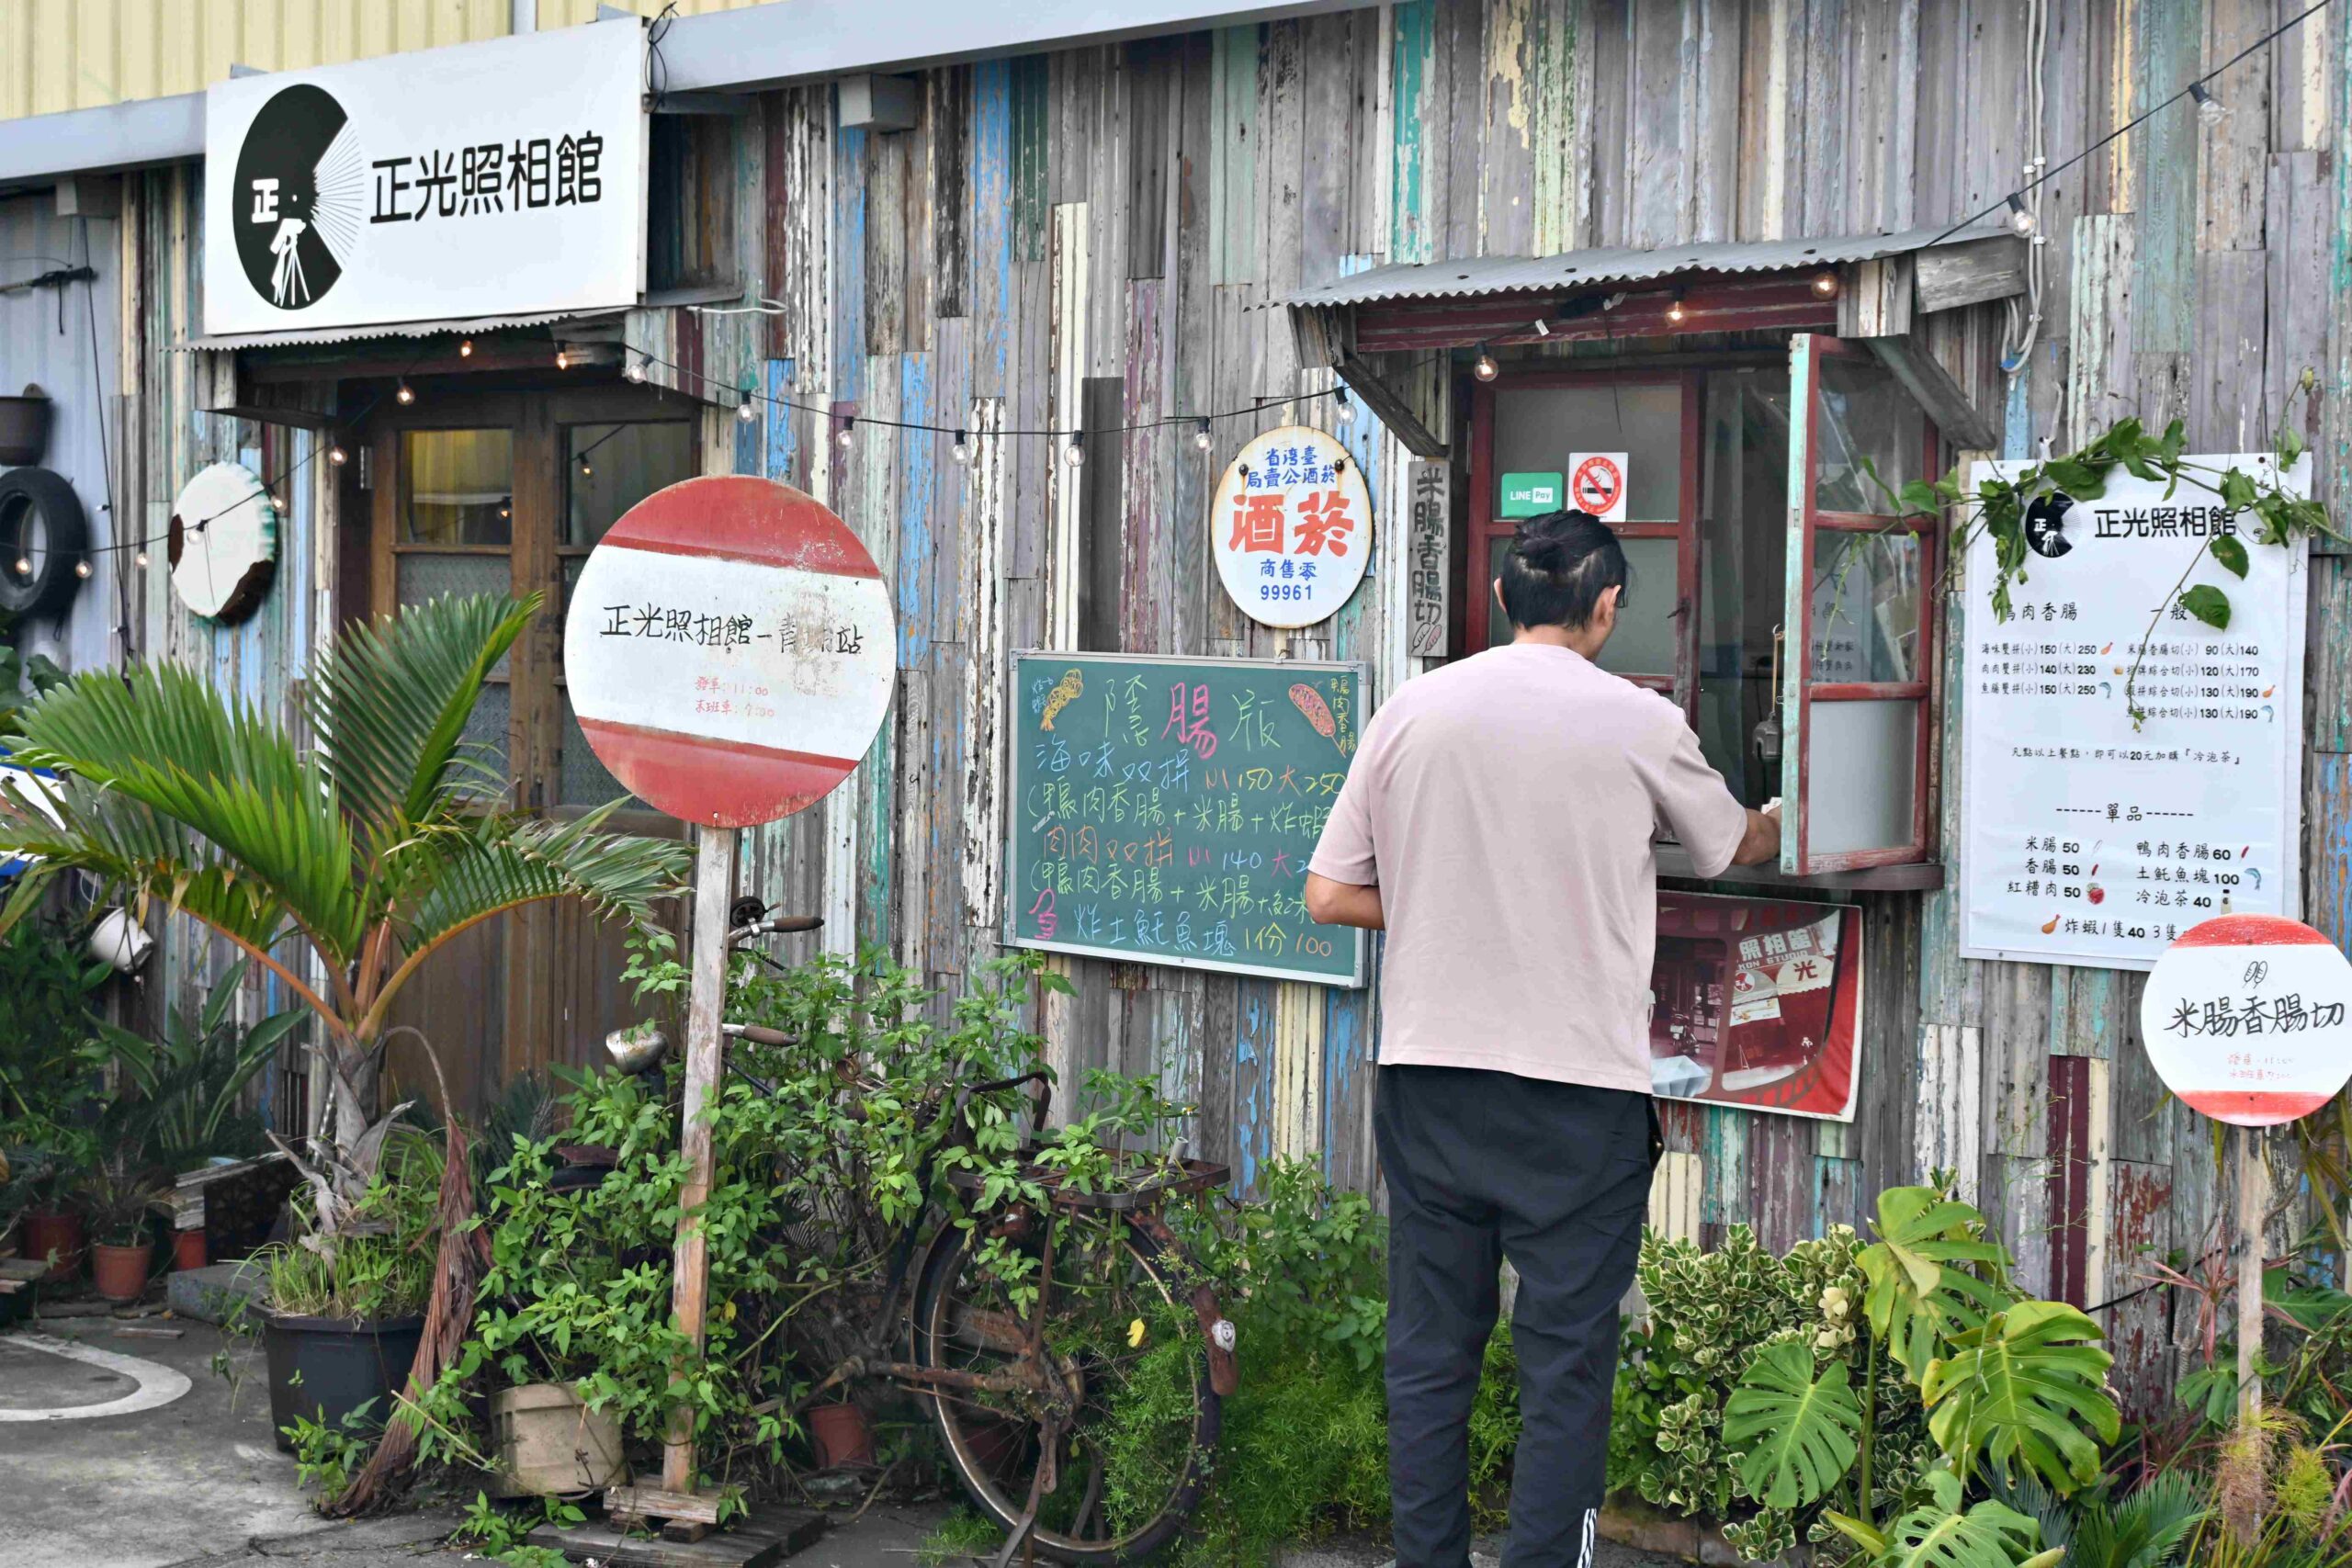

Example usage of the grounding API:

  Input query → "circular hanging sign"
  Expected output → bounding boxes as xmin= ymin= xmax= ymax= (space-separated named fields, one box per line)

xmin=561 ymin=475 xmax=897 ymax=828
xmin=2139 ymin=914 xmax=2352 ymax=1126
xmin=170 ymin=462 xmax=278 ymax=623
xmin=1209 ymin=423 xmax=1373 ymax=629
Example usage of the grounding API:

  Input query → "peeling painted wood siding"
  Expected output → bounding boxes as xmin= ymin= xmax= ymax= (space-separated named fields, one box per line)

xmin=87 ymin=0 xmax=2351 ymax=1402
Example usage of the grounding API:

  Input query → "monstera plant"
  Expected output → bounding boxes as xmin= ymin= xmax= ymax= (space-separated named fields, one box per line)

xmin=1719 ymin=1185 xmax=2120 ymax=1568
xmin=0 ymin=592 xmax=688 ymax=1234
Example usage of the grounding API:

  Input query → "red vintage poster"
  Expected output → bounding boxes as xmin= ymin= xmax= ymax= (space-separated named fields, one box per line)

xmin=1647 ymin=892 xmax=1865 ymax=1122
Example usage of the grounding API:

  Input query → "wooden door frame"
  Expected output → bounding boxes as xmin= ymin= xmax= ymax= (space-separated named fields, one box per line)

xmin=1465 ymin=366 xmax=1704 ymax=721
xmin=364 ymin=378 xmax=703 ymax=1091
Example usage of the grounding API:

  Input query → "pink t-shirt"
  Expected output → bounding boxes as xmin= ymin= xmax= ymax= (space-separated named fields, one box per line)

xmin=1308 ymin=642 xmax=1749 ymax=1092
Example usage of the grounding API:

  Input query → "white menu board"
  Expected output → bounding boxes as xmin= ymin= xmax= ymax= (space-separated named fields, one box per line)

xmin=1959 ymin=457 xmax=2308 ymax=970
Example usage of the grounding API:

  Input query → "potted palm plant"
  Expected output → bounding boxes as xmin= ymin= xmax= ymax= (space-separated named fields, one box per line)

xmin=0 ymin=593 xmax=687 ymax=1437
xmin=84 ymin=1155 xmax=164 ymax=1303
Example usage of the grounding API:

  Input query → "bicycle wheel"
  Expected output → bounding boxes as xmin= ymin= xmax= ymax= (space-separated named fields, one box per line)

xmin=910 ymin=1209 xmax=1219 ymax=1565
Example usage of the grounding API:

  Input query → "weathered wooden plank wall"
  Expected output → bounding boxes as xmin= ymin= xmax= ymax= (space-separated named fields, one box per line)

xmin=84 ymin=0 xmax=2346 ymax=1404
xmin=629 ymin=0 xmax=2352 ymax=1407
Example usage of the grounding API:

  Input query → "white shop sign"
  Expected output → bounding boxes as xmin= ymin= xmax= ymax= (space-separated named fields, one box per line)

xmin=203 ymin=23 xmax=648 ymax=335
xmin=1959 ymin=457 xmax=2309 ymax=971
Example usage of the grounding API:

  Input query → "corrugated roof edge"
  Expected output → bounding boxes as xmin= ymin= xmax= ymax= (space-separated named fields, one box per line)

xmin=1282 ymin=223 xmax=2016 ymax=309
xmin=174 ymin=308 xmax=626 ymax=354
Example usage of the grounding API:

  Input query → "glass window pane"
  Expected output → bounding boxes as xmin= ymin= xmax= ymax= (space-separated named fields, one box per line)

xmin=402 ymin=429 xmax=514 ymax=545
xmin=1812 ymin=356 xmax=1927 ymax=513
xmin=1696 ymin=368 xmax=1792 ymax=806
xmin=1482 ymin=533 xmax=1676 ymax=676
xmin=458 ymin=681 xmax=512 ymax=784
xmin=1492 ymin=383 xmax=1682 ymax=522
xmin=1804 ymin=700 xmax=1917 ymax=854
xmin=399 ymin=555 xmax=514 ymax=679
xmin=567 ymin=423 xmax=696 ymax=547
xmin=396 ymin=552 xmax=511 ymax=610
xmin=559 ymin=696 xmax=628 ymax=807
xmin=1809 ymin=532 xmax=1925 ymax=683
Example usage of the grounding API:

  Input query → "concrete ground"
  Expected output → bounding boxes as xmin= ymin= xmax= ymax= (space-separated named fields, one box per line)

xmin=0 ymin=1315 xmax=1679 ymax=1568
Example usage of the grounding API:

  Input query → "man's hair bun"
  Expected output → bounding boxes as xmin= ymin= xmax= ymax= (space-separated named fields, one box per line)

xmin=1498 ymin=509 xmax=1630 ymax=633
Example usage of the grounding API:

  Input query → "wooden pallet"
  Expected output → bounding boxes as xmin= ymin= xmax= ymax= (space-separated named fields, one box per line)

xmin=526 ymin=1504 xmax=825 ymax=1568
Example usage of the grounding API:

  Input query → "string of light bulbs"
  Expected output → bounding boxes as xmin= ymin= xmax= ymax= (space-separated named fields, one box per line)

xmin=1928 ymin=0 xmax=2330 ymax=251
xmin=621 ymin=342 xmax=1379 ymax=467
xmin=11 ymin=352 xmax=426 ymax=581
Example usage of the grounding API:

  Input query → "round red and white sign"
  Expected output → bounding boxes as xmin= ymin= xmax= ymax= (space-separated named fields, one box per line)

xmin=2139 ymin=914 xmax=2352 ymax=1126
xmin=1570 ymin=454 xmax=1624 ymax=518
xmin=561 ymin=475 xmax=897 ymax=828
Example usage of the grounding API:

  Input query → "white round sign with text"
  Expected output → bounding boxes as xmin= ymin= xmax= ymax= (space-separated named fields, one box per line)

xmin=2139 ymin=914 xmax=2352 ymax=1126
xmin=1209 ymin=424 xmax=1373 ymax=629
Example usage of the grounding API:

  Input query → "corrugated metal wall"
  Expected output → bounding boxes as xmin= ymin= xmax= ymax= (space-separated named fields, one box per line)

xmin=0 ymin=0 xmax=764 ymax=122
xmin=0 ymin=190 xmax=121 ymax=672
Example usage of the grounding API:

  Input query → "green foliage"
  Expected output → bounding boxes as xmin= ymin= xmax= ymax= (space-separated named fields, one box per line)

xmin=2029 ymin=1472 xmax=2204 ymax=1568
xmin=259 ymin=1126 xmax=441 ymax=1320
xmin=1921 ymin=1301 xmax=2120 ymax=1495
xmin=1611 ymin=1223 xmax=1876 ymax=1524
xmin=96 ymin=956 xmax=301 ymax=1169
xmin=1857 ymin=1187 xmax=2011 ymax=1382
xmin=1631 ymin=1184 xmax=2127 ymax=1563
xmin=456 ymin=1491 xmax=584 ymax=1565
xmin=0 ymin=913 xmax=107 ymax=1138
xmin=285 ymin=1400 xmax=380 ymax=1496
xmin=1826 ymin=1470 xmax=2059 ymax=1568
xmin=1875 ymin=397 xmax=2333 ymax=728
xmin=0 ymin=592 xmax=690 ymax=1248
xmin=1724 ymin=1339 xmax=1863 ymax=1508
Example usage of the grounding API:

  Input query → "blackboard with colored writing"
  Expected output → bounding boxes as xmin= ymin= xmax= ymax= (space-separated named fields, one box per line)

xmin=1006 ymin=651 xmax=1370 ymax=985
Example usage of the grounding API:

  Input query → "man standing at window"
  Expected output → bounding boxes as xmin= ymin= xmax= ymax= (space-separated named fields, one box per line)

xmin=1305 ymin=509 xmax=1779 ymax=1568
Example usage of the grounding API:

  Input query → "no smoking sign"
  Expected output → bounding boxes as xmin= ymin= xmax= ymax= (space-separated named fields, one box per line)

xmin=1568 ymin=451 xmax=1628 ymax=523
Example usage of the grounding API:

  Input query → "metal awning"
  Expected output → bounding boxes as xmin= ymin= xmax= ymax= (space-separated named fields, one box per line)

xmin=1283 ymin=223 xmax=2020 ymax=310
xmin=1285 ymin=225 xmax=2027 ymax=458
xmin=174 ymin=307 xmax=627 ymax=354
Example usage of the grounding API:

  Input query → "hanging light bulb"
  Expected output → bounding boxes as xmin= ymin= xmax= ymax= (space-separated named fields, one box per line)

xmin=578 ymin=456 xmax=594 ymax=478
xmin=499 ymin=503 xmax=511 ymax=519
xmin=555 ymin=347 xmax=571 ymax=370
xmin=738 ymin=395 xmax=757 ymax=423
xmin=458 ymin=337 xmax=475 ymax=358
xmin=73 ymin=558 xmax=91 ymax=579
xmin=951 ymin=429 xmax=972 ymax=464
xmin=625 ymin=356 xmax=647 ymax=384
xmin=836 ymin=416 xmax=855 ymax=450
xmin=1812 ymin=269 xmax=1839 ymax=297
xmin=2006 ymin=193 xmax=2036 ymax=236
xmin=1064 ymin=433 xmax=1087 ymax=468
xmin=1335 ymin=394 xmax=1355 ymax=424
xmin=327 ymin=443 xmax=347 ymax=466
xmin=1666 ymin=289 xmax=1689 ymax=326
xmin=13 ymin=556 xmax=29 ymax=577
xmin=395 ymin=381 xmax=415 ymax=405
xmin=1193 ymin=419 xmax=1213 ymax=451
xmin=1473 ymin=343 xmax=1499 ymax=382
xmin=2188 ymin=82 xmax=2226 ymax=128
xmin=134 ymin=547 xmax=150 ymax=568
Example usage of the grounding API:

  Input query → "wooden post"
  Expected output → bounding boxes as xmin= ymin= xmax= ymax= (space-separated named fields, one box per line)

xmin=662 ymin=824 xmax=738 ymax=1495
xmin=2231 ymin=1122 xmax=2267 ymax=1543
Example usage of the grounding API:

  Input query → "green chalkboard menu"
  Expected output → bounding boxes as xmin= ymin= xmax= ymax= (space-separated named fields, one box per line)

xmin=1006 ymin=651 xmax=1370 ymax=985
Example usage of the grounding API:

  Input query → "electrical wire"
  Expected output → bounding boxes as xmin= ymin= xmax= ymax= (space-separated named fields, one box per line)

xmin=1999 ymin=0 xmax=2050 ymax=390
xmin=1925 ymin=0 xmax=2333 ymax=252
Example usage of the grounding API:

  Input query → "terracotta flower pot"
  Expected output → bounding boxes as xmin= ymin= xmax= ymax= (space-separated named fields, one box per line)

xmin=23 ymin=1209 xmax=84 ymax=1280
xmin=91 ymin=1241 xmax=153 ymax=1303
xmin=174 ymin=1229 xmax=208 ymax=1271
xmin=808 ymin=1401 xmax=876 ymax=1470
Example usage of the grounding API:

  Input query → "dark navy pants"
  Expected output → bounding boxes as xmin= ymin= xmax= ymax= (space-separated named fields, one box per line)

xmin=1374 ymin=1065 xmax=1654 ymax=1568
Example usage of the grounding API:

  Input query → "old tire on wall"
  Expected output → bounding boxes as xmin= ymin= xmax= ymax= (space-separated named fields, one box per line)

xmin=0 ymin=467 xmax=88 ymax=620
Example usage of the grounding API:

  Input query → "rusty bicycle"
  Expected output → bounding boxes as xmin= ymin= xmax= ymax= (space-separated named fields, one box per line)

xmin=717 ymin=902 xmax=1239 ymax=1566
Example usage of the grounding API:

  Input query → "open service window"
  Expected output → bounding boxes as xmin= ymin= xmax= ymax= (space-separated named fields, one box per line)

xmin=1466 ymin=336 xmax=1940 ymax=878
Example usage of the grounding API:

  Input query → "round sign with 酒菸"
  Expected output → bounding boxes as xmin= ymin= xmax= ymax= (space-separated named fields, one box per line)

xmin=2139 ymin=914 xmax=2352 ymax=1126
xmin=1209 ymin=424 xmax=1374 ymax=629
xmin=561 ymin=475 xmax=897 ymax=828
